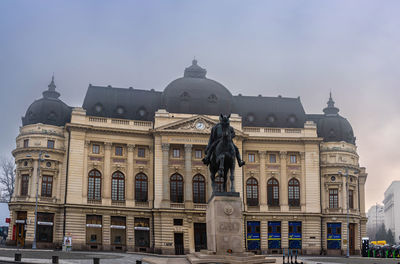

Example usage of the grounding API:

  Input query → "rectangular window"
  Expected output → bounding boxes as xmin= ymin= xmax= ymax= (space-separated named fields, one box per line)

xmin=111 ymin=216 xmax=126 ymax=245
xmin=329 ymin=189 xmax=338 ymax=209
xmin=86 ymin=215 xmax=102 ymax=245
xmin=248 ymin=153 xmax=255 ymax=163
xmin=349 ymin=190 xmax=354 ymax=209
xmin=47 ymin=140 xmax=55 ymax=149
xmin=174 ymin=219 xmax=183 ymax=226
xmin=21 ymin=175 xmax=29 ymax=196
xmin=269 ymin=154 xmax=276 ymax=163
xmin=290 ymin=155 xmax=297 ymax=163
xmin=23 ymin=139 xmax=29 ymax=148
xmin=138 ymin=147 xmax=145 ymax=158
xmin=173 ymin=148 xmax=180 ymax=158
xmin=135 ymin=218 xmax=150 ymax=248
xmin=41 ymin=175 xmax=53 ymax=197
xmin=37 ymin=213 xmax=54 ymax=243
xmin=195 ymin=150 xmax=202 ymax=159
xmin=115 ymin=146 xmax=123 ymax=156
xmin=327 ymin=223 xmax=341 ymax=249
xmin=268 ymin=221 xmax=281 ymax=249
xmin=92 ymin=144 xmax=100 ymax=154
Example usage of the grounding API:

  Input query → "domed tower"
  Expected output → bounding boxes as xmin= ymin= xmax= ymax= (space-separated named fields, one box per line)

xmin=317 ymin=93 xmax=367 ymax=255
xmin=162 ymin=59 xmax=233 ymax=115
xmin=22 ymin=76 xmax=72 ymax=126
xmin=10 ymin=76 xmax=69 ymax=248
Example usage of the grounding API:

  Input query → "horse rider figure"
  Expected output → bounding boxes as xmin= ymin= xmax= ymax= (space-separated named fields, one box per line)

xmin=202 ymin=114 xmax=245 ymax=168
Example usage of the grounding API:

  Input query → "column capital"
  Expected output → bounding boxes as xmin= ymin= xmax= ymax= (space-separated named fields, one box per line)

xmin=127 ymin=144 xmax=136 ymax=152
xmin=258 ymin=150 xmax=266 ymax=158
xmin=279 ymin=151 xmax=287 ymax=159
xmin=184 ymin=144 xmax=193 ymax=152
xmin=162 ymin=143 xmax=170 ymax=151
xmin=299 ymin=151 xmax=305 ymax=160
xmin=104 ymin=142 xmax=112 ymax=150
xmin=84 ymin=140 xmax=91 ymax=147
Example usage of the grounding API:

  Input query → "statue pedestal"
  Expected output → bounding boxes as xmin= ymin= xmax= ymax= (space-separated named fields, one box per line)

xmin=206 ymin=192 xmax=244 ymax=254
xmin=187 ymin=192 xmax=276 ymax=263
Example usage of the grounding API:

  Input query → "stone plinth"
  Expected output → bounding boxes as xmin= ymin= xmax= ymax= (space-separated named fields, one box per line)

xmin=206 ymin=192 xmax=244 ymax=254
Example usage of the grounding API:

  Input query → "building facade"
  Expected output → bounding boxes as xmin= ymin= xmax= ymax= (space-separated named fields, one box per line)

xmin=9 ymin=60 xmax=367 ymax=255
xmin=383 ymin=181 xmax=400 ymax=244
xmin=366 ymin=204 xmax=384 ymax=240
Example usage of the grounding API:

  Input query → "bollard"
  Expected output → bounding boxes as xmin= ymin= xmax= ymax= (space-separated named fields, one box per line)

xmin=290 ymin=249 xmax=293 ymax=264
xmin=283 ymin=248 xmax=286 ymax=264
xmin=136 ymin=260 xmax=142 ymax=264
xmin=295 ymin=249 xmax=298 ymax=264
xmin=93 ymin=257 xmax=100 ymax=264
xmin=15 ymin=253 xmax=22 ymax=261
xmin=52 ymin=256 xmax=59 ymax=264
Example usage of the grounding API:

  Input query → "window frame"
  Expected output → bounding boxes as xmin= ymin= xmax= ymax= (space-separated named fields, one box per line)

xmin=248 ymin=153 xmax=256 ymax=163
xmin=135 ymin=173 xmax=148 ymax=202
xmin=172 ymin=148 xmax=180 ymax=158
xmin=267 ymin=178 xmax=279 ymax=206
xmin=288 ymin=178 xmax=300 ymax=207
xmin=289 ymin=154 xmax=297 ymax=164
xmin=137 ymin=147 xmax=146 ymax=158
xmin=115 ymin=146 xmax=123 ymax=156
xmin=111 ymin=171 xmax=125 ymax=201
xmin=269 ymin=154 xmax=277 ymax=163
xmin=170 ymin=173 xmax=184 ymax=203
xmin=21 ymin=174 xmax=29 ymax=196
xmin=329 ymin=188 xmax=339 ymax=209
xmin=193 ymin=174 xmax=206 ymax=204
xmin=246 ymin=177 xmax=259 ymax=206
xmin=194 ymin=149 xmax=202 ymax=159
xmin=88 ymin=169 xmax=102 ymax=201
xmin=41 ymin=175 xmax=53 ymax=197
xmin=348 ymin=189 xmax=354 ymax=209
xmin=92 ymin=144 xmax=100 ymax=154
xmin=47 ymin=140 xmax=55 ymax=149
xmin=23 ymin=139 xmax=29 ymax=148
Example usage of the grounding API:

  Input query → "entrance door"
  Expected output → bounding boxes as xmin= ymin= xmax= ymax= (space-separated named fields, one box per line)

xmin=15 ymin=224 xmax=25 ymax=247
xmin=174 ymin=233 xmax=184 ymax=255
xmin=349 ymin=223 xmax=355 ymax=255
xmin=194 ymin=223 xmax=207 ymax=252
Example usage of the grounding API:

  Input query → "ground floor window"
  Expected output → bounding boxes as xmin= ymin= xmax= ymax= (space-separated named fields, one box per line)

xmin=36 ymin=213 xmax=54 ymax=243
xmin=327 ymin=223 xmax=341 ymax=249
xmin=247 ymin=221 xmax=260 ymax=250
xmin=134 ymin=218 xmax=150 ymax=248
xmin=194 ymin=223 xmax=207 ymax=252
xmin=268 ymin=221 xmax=281 ymax=249
xmin=289 ymin=221 xmax=302 ymax=249
xmin=86 ymin=215 xmax=102 ymax=245
xmin=111 ymin=216 xmax=126 ymax=245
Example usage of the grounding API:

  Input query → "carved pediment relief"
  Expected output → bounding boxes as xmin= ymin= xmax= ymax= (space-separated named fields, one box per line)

xmin=155 ymin=115 xmax=217 ymax=134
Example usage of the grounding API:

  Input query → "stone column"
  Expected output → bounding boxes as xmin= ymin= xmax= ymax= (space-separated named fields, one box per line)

xmin=259 ymin=151 xmax=267 ymax=211
xmin=341 ymin=174 xmax=347 ymax=212
xmin=161 ymin=143 xmax=170 ymax=205
xmin=184 ymin=144 xmax=193 ymax=208
xmin=82 ymin=140 xmax=90 ymax=201
xmin=104 ymin=142 xmax=112 ymax=205
xmin=300 ymin=151 xmax=306 ymax=211
xmin=30 ymin=160 xmax=38 ymax=198
xmin=127 ymin=144 xmax=135 ymax=206
xmin=280 ymin=151 xmax=288 ymax=211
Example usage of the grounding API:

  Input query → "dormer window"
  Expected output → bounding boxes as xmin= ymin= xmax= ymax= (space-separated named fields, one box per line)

xmin=94 ymin=104 xmax=103 ymax=113
xmin=288 ymin=115 xmax=297 ymax=124
xmin=208 ymin=94 xmax=218 ymax=103
xmin=137 ymin=107 xmax=147 ymax=118
xmin=267 ymin=115 xmax=276 ymax=124
xmin=116 ymin=106 xmax=125 ymax=115
xmin=247 ymin=114 xmax=255 ymax=123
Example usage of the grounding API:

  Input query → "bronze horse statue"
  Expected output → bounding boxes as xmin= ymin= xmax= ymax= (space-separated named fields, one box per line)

xmin=206 ymin=114 xmax=240 ymax=193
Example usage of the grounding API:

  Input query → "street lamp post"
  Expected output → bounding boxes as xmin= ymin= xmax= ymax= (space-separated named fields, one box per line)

xmin=30 ymin=151 xmax=49 ymax=249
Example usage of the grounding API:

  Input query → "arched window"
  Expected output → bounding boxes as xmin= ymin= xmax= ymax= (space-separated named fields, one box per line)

xmin=246 ymin=178 xmax=259 ymax=206
xmin=215 ymin=176 xmax=224 ymax=193
xmin=267 ymin=178 xmax=279 ymax=206
xmin=288 ymin=178 xmax=300 ymax=206
xmin=112 ymin=171 xmax=125 ymax=201
xmin=193 ymin=174 xmax=206 ymax=204
xmin=88 ymin=170 xmax=101 ymax=200
xmin=170 ymin=174 xmax=183 ymax=203
xmin=135 ymin=173 xmax=148 ymax=202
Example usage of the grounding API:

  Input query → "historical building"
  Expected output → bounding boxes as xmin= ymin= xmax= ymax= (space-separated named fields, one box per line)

xmin=366 ymin=204 xmax=384 ymax=240
xmin=9 ymin=60 xmax=367 ymax=255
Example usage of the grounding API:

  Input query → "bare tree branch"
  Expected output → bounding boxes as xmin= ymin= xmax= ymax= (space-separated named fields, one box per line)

xmin=0 ymin=157 xmax=15 ymax=202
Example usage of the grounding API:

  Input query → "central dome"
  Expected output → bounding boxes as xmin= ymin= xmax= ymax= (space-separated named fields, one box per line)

xmin=162 ymin=60 xmax=233 ymax=115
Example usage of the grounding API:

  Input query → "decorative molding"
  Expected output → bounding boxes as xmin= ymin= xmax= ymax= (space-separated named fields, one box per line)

xmin=279 ymin=151 xmax=287 ymax=159
xmin=127 ymin=144 xmax=136 ymax=152
xmin=162 ymin=143 xmax=170 ymax=151
xmin=104 ymin=142 xmax=112 ymax=150
xmin=184 ymin=144 xmax=193 ymax=152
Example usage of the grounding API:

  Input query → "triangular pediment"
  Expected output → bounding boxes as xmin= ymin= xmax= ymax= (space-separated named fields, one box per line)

xmin=155 ymin=115 xmax=217 ymax=134
xmin=154 ymin=115 xmax=245 ymax=136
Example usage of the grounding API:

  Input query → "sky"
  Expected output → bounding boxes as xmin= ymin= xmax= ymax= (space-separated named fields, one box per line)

xmin=0 ymin=0 xmax=399 ymax=211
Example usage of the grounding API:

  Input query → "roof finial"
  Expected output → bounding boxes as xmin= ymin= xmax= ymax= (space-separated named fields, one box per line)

xmin=48 ymin=73 xmax=56 ymax=91
xmin=192 ymin=57 xmax=197 ymax=65
xmin=323 ymin=91 xmax=339 ymax=115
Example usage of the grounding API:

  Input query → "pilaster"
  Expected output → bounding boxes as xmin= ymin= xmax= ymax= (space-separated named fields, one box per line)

xmin=184 ymin=144 xmax=193 ymax=208
xmin=259 ymin=151 xmax=267 ymax=211
xmin=161 ymin=143 xmax=170 ymax=207
xmin=82 ymin=140 xmax=90 ymax=201
xmin=280 ymin=151 xmax=288 ymax=211
xmin=103 ymin=142 xmax=112 ymax=205
xmin=127 ymin=144 xmax=135 ymax=206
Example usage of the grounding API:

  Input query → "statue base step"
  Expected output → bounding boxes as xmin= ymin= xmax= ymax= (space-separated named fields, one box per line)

xmin=187 ymin=251 xmax=276 ymax=264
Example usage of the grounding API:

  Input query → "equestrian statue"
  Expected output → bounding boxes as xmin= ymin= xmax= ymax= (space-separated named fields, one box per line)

xmin=202 ymin=114 xmax=245 ymax=193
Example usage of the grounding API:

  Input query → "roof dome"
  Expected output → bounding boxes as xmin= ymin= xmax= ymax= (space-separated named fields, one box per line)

xmin=22 ymin=76 xmax=72 ymax=127
xmin=162 ymin=59 xmax=233 ymax=115
xmin=317 ymin=93 xmax=356 ymax=144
